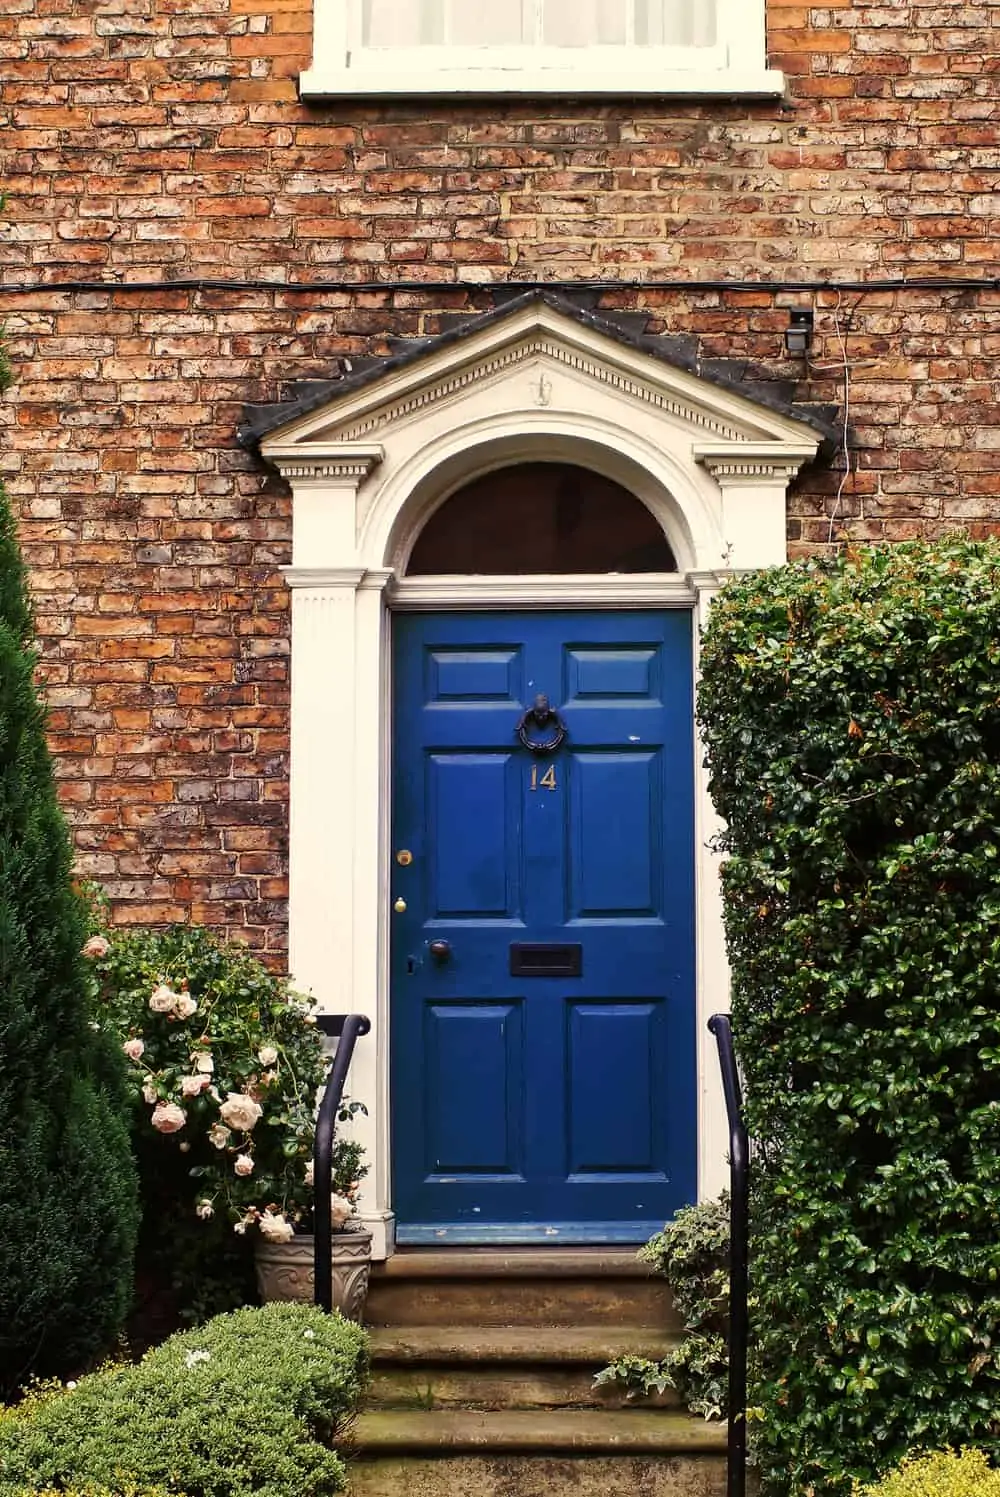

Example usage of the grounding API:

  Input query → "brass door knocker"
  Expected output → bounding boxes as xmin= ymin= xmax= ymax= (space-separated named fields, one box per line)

xmin=516 ymin=694 xmax=567 ymax=755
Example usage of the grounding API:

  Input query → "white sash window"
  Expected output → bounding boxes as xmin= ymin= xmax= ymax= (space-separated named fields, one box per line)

xmin=302 ymin=0 xmax=781 ymax=97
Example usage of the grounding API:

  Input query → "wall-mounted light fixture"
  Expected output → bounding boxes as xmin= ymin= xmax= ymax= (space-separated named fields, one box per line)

xmin=784 ymin=307 xmax=814 ymax=357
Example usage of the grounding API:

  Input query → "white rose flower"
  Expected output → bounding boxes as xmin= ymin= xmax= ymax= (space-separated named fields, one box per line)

xmin=173 ymin=993 xmax=198 ymax=1020
xmin=258 ymin=1209 xmax=295 ymax=1243
xmin=180 ymin=1074 xmax=211 ymax=1098
xmin=151 ymin=1102 xmax=186 ymax=1134
xmin=234 ymin=1153 xmax=254 ymax=1177
xmin=192 ymin=1050 xmax=214 ymax=1074
xmin=330 ymin=1193 xmax=354 ymax=1230
xmin=123 ymin=1038 xmax=144 ymax=1062
xmin=219 ymin=1093 xmax=263 ymax=1132
xmin=208 ymin=1123 xmax=231 ymax=1150
xmin=81 ymin=935 xmax=109 ymax=959
xmin=304 ymin=1160 xmax=314 ymax=1187
xmin=149 ymin=984 xmax=179 ymax=1013
xmin=258 ymin=1046 xmax=278 ymax=1068
xmin=142 ymin=1081 xmax=158 ymax=1105
xmin=195 ymin=1199 xmax=214 ymax=1220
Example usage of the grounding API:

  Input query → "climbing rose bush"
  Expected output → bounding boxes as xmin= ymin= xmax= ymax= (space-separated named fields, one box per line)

xmin=86 ymin=925 xmax=367 ymax=1240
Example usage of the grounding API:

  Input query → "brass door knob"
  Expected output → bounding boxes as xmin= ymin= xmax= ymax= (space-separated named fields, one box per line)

xmin=428 ymin=940 xmax=452 ymax=963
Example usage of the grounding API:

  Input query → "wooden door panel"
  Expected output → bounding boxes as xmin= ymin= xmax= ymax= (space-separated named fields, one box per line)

xmin=392 ymin=609 xmax=696 ymax=1242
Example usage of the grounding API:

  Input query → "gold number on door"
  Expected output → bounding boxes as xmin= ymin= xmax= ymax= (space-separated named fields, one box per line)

xmin=530 ymin=764 xmax=558 ymax=792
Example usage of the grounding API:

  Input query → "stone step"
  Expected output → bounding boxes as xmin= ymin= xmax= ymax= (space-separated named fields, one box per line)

xmin=367 ymin=1325 xmax=682 ymax=1410
xmin=347 ymin=1410 xmax=727 ymax=1497
xmin=367 ymin=1247 xmax=678 ymax=1329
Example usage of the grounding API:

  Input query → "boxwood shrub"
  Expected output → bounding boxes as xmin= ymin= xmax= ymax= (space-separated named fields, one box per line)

xmin=697 ymin=540 xmax=1000 ymax=1495
xmin=0 ymin=1303 xmax=368 ymax=1497
xmin=855 ymin=1449 xmax=1000 ymax=1497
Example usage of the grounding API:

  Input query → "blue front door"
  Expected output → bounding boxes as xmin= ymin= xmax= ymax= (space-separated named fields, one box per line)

xmin=391 ymin=610 xmax=696 ymax=1243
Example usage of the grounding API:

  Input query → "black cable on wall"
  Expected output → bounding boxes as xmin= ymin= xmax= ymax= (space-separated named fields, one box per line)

xmin=1 ymin=274 xmax=999 ymax=297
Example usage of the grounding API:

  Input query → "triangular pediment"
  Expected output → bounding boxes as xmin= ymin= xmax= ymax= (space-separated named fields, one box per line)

xmin=250 ymin=294 xmax=830 ymax=458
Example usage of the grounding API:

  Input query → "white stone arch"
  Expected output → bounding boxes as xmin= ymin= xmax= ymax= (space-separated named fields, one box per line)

xmin=259 ymin=297 xmax=823 ymax=1257
xmin=362 ymin=416 xmax=715 ymax=576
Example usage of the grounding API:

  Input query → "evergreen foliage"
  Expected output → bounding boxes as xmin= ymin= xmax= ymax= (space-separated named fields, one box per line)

xmin=0 ymin=1302 xmax=369 ymax=1497
xmin=854 ymin=1450 xmax=1000 ymax=1497
xmin=0 ymin=347 xmax=138 ymax=1393
xmin=595 ymin=1195 xmax=729 ymax=1418
xmin=697 ymin=540 xmax=1000 ymax=1495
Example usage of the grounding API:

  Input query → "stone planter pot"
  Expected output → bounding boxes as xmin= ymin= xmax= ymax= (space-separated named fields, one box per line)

xmin=254 ymin=1228 xmax=373 ymax=1323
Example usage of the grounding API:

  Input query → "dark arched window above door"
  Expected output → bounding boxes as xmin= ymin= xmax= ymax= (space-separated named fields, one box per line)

xmin=406 ymin=462 xmax=677 ymax=575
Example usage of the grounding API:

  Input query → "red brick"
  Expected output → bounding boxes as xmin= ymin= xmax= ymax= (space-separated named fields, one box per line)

xmin=0 ymin=0 xmax=997 ymax=952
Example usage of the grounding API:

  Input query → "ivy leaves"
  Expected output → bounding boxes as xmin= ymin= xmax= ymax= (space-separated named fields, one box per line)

xmin=698 ymin=540 xmax=1000 ymax=1495
xmin=596 ymin=1196 xmax=730 ymax=1421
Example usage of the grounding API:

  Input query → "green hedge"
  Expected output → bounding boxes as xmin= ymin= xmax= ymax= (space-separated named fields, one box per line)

xmin=697 ymin=540 xmax=1000 ymax=1495
xmin=0 ymin=1303 xmax=368 ymax=1497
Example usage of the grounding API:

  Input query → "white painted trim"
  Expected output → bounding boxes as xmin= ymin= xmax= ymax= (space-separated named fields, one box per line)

xmin=267 ymin=444 xmax=384 ymax=479
xmin=263 ymin=303 xmax=817 ymax=453
xmin=301 ymin=0 xmax=782 ymax=98
xmin=692 ymin=579 xmax=731 ymax=1203
xmin=282 ymin=567 xmax=370 ymax=589
xmin=391 ymin=574 xmax=698 ymax=610
xmin=694 ymin=442 xmax=820 ymax=472
xmin=300 ymin=65 xmax=785 ymax=97
xmin=371 ymin=417 xmax=716 ymax=578
xmin=271 ymin=300 xmax=807 ymax=1255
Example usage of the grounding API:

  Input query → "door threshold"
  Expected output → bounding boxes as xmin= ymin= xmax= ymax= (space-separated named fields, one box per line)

xmin=395 ymin=1221 xmax=661 ymax=1245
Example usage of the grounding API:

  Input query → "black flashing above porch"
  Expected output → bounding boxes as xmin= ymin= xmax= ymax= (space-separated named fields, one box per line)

xmin=237 ymin=290 xmax=839 ymax=452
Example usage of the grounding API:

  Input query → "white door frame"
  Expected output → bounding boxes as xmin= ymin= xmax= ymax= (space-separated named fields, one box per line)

xmin=263 ymin=300 xmax=820 ymax=1258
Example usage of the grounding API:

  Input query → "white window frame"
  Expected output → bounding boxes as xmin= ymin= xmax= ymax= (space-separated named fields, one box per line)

xmin=300 ymin=0 xmax=783 ymax=98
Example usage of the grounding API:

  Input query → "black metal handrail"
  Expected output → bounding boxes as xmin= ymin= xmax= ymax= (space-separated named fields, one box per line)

xmin=314 ymin=1013 xmax=372 ymax=1313
xmin=708 ymin=1012 xmax=750 ymax=1497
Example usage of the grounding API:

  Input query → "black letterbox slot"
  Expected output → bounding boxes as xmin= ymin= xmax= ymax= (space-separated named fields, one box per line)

xmin=509 ymin=943 xmax=583 ymax=977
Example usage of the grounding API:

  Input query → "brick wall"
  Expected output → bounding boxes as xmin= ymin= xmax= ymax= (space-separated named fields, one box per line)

xmin=1 ymin=0 xmax=999 ymax=945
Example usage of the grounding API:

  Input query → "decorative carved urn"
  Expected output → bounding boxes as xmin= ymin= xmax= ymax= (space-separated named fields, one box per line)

xmin=254 ymin=1228 xmax=373 ymax=1323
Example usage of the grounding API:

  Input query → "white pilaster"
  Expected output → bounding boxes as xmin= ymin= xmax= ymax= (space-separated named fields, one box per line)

xmin=268 ymin=447 xmax=383 ymax=567
xmin=352 ymin=568 xmax=395 ymax=1258
xmin=688 ymin=572 xmax=733 ymax=1202
xmin=694 ymin=444 xmax=814 ymax=571
xmin=284 ymin=573 xmax=365 ymax=1012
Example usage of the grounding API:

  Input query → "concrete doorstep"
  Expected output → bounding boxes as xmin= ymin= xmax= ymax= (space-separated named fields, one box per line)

xmin=346 ymin=1249 xmax=727 ymax=1497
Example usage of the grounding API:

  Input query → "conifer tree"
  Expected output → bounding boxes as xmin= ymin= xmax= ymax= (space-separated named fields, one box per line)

xmin=0 ymin=342 xmax=138 ymax=1393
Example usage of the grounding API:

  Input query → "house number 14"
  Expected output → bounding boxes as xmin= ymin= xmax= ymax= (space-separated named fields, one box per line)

xmin=530 ymin=764 xmax=557 ymax=792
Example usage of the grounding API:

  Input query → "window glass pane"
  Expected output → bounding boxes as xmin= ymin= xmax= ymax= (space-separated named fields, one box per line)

xmin=362 ymin=0 xmax=717 ymax=47
xmin=363 ymin=0 xmax=527 ymax=45
xmin=635 ymin=1 xmax=716 ymax=46
xmin=407 ymin=463 xmax=676 ymax=576
xmin=543 ymin=0 xmax=625 ymax=46
xmin=363 ymin=0 xmax=419 ymax=45
xmin=449 ymin=1 xmax=527 ymax=44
